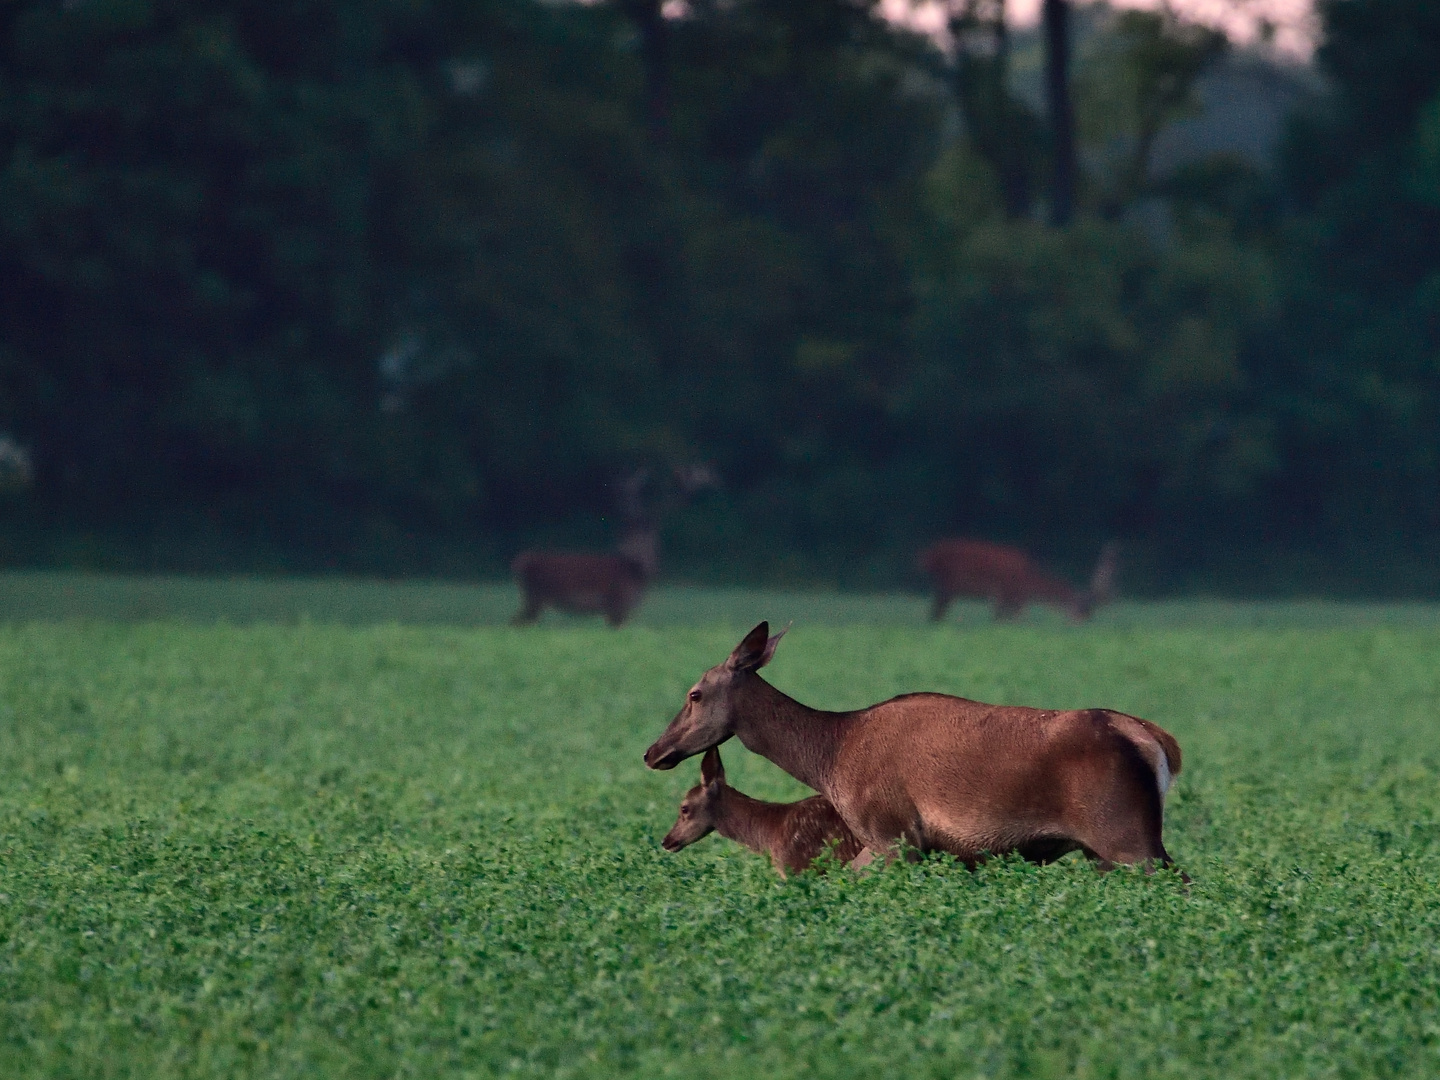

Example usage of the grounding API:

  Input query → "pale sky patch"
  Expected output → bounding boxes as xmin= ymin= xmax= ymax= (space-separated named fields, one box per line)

xmin=881 ymin=0 xmax=1318 ymax=58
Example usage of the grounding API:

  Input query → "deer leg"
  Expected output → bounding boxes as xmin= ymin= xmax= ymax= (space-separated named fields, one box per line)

xmin=992 ymin=593 xmax=1023 ymax=621
xmin=603 ymin=589 xmax=632 ymax=627
xmin=929 ymin=591 xmax=953 ymax=623
xmin=853 ymin=815 xmax=927 ymax=865
xmin=1074 ymin=811 xmax=1173 ymax=873
xmin=511 ymin=593 xmax=542 ymax=625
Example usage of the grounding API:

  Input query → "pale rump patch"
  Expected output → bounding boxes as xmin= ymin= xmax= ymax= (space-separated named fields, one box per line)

xmin=1153 ymin=753 xmax=1173 ymax=801
xmin=1106 ymin=713 xmax=1174 ymax=802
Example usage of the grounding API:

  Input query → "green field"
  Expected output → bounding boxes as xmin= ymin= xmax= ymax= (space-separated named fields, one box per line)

xmin=4 ymin=577 xmax=1440 ymax=1077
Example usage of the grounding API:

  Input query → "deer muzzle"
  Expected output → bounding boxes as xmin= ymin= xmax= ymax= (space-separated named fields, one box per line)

xmin=643 ymin=739 xmax=683 ymax=770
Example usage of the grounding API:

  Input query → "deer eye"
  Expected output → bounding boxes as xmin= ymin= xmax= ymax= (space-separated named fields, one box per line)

xmin=680 ymin=806 xmax=691 ymax=816
xmin=688 ymin=689 xmax=702 ymax=702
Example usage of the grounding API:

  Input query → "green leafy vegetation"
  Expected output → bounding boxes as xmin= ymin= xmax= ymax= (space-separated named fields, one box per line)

xmin=0 ymin=0 xmax=1434 ymax=590
xmin=4 ymin=590 xmax=1440 ymax=1076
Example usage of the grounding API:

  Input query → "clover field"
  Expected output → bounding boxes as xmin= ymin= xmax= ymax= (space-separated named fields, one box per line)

xmin=2 ymin=585 xmax=1440 ymax=1077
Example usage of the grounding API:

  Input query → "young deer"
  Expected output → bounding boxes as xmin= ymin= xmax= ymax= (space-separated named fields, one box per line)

xmin=511 ymin=465 xmax=717 ymax=627
xmin=645 ymin=622 xmax=1182 ymax=872
xmin=918 ymin=539 xmax=1118 ymax=623
xmin=661 ymin=747 xmax=865 ymax=876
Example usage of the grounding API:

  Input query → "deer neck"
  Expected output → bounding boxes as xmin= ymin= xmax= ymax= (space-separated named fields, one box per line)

xmin=712 ymin=787 xmax=789 ymax=857
xmin=731 ymin=676 xmax=849 ymax=798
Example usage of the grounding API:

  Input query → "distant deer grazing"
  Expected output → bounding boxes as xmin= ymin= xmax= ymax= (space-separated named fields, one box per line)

xmin=661 ymin=747 xmax=864 ymax=876
xmin=918 ymin=539 xmax=1118 ymax=623
xmin=511 ymin=464 xmax=718 ymax=627
xmin=645 ymin=622 xmax=1181 ymax=872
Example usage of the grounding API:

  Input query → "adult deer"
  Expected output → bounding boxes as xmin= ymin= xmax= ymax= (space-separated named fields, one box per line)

xmin=644 ymin=622 xmax=1181 ymax=871
xmin=918 ymin=539 xmax=1118 ymax=623
xmin=511 ymin=464 xmax=717 ymax=627
xmin=661 ymin=747 xmax=864 ymax=876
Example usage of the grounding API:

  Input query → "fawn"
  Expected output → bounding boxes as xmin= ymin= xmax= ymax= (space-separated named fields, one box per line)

xmin=661 ymin=747 xmax=864 ymax=876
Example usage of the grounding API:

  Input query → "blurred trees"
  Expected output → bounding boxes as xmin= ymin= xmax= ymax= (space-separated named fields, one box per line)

xmin=0 ymin=0 xmax=1434 ymax=590
xmin=1268 ymin=0 xmax=1440 ymax=564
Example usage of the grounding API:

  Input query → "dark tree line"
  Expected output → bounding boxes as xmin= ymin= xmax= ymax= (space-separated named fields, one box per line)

xmin=0 ymin=0 xmax=1437 ymax=591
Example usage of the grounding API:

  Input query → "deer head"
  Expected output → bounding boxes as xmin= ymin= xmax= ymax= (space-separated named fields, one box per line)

xmin=660 ymin=747 xmax=726 ymax=851
xmin=643 ymin=621 xmax=786 ymax=770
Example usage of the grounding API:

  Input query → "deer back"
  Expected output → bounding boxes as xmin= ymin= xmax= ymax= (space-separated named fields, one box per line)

xmin=920 ymin=540 xmax=1076 ymax=599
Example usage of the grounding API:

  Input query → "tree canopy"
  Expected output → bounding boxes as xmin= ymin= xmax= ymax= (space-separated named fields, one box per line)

xmin=0 ymin=0 xmax=1435 ymax=592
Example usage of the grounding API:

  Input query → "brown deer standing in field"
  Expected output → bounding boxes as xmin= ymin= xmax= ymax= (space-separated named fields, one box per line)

xmin=511 ymin=465 xmax=718 ymax=627
xmin=918 ymin=539 xmax=1118 ymax=623
xmin=661 ymin=747 xmax=864 ymax=876
xmin=645 ymin=622 xmax=1181 ymax=871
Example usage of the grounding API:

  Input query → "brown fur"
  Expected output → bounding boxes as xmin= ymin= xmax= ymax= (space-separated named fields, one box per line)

xmin=661 ymin=748 xmax=865 ymax=876
xmin=645 ymin=622 xmax=1181 ymax=871
xmin=511 ymin=465 xmax=716 ymax=627
xmin=918 ymin=539 xmax=1117 ymax=622
xmin=511 ymin=549 xmax=648 ymax=627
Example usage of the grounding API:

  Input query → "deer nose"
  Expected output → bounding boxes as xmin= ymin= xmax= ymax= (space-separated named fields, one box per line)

xmin=661 ymin=835 xmax=680 ymax=851
xmin=644 ymin=742 xmax=681 ymax=770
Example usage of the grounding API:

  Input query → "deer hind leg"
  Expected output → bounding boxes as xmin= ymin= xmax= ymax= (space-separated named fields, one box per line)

xmin=1074 ymin=804 xmax=1173 ymax=873
xmin=603 ymin=587 xmax=634 ymax=627
xmin=929 ymin=591 xmax=954 ymax=622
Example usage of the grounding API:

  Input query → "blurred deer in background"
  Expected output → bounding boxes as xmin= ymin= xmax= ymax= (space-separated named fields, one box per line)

xmin=918 ymin=539 xmax=1117 ymax=623
xmin=661 ymin=747 xmax=864 ymax=876
xmin=511 ymin=464 xmax=718 ymax=626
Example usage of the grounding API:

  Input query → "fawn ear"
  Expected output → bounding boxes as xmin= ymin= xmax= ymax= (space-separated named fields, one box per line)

xmin=700 ymin=746 xmax=725 ymax=787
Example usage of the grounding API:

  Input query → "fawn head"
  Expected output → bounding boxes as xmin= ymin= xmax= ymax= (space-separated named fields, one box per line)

xmin=643 ymin=621 xmax=785 ymax=770
xmin=660 ymin=747 xmax=726 ymax=851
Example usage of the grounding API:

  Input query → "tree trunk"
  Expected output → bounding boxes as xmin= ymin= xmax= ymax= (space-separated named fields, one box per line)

xmin=1043 ymin=0 xmax=1076 ymax=226
xmin=951 ymin=0 xmax=1035 ymax=219
xmin=620 ymin=0 xmax=671 ymax=143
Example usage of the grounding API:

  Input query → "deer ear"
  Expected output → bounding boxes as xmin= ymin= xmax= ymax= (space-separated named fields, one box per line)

xmin=727 ymin=622 xmax=771 ymax=671
xmin=700 ymin=746 xmax=724 ymax=787
xmin=757 ymin=624 xmax=788 ymax=669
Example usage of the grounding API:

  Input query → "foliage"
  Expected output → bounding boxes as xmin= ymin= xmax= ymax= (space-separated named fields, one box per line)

xmin=0 ymin=0 xmax=1435 ymax=588
xmin=5 ymin=611 xmax=1440 ymax=1076
xmin=1270 ymin=0 xmax=1440 ymax=554
xmin=1075 ymin=7 xmax=1228 ymax=213
xmin=903 ymin=206 xmax=1275 ymax=546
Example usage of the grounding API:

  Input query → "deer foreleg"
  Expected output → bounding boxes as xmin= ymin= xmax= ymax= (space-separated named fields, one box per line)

xmin=512 ymin=594 xmax=543 ymax=625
